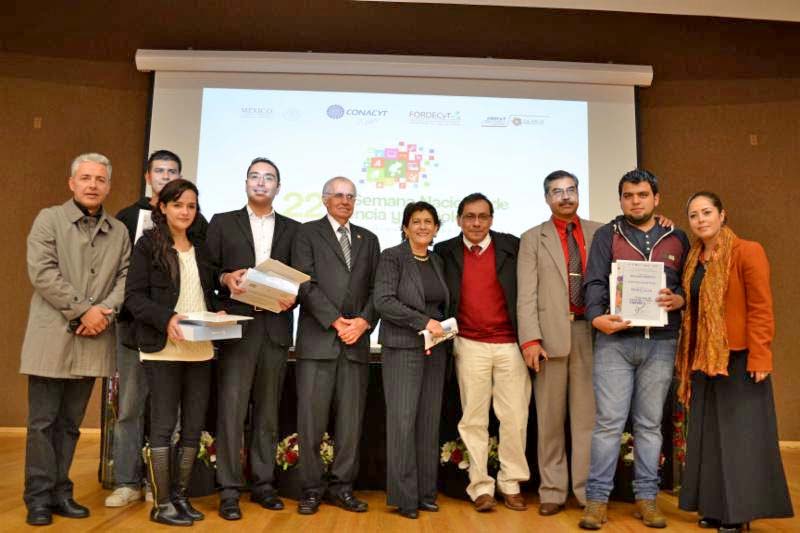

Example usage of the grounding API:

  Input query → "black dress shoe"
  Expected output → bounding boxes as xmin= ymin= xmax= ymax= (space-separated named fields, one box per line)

xmin=698 ymin=517 xmax=722 ymax=529
xmin=298 ymin=492 xmax=322 ymax=515
xmin=719 ymin=524 xmax=749 ymax=533
xmin=252 ymin=492 xmax=285 ymax=511
xmin=26 ymin=506 xmax=52 ymax=526
xmin=418 ymin=501 xmax=439 ymax=512
xmin=398 ymin=507 xmax=419 ymax=519
xmin=327 ymin=491 xmax=368 ymax=513
xmin=219 ymin=498 xmax=242 ymax=520
xmin=50 ymin=498 xmax=90 ymax=518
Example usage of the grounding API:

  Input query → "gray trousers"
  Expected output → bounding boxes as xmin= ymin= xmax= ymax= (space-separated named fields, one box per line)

xmin=216 ymin=314 xmax=288 ymax=499
xmin=24 ymin=375 xmax=95 ymax=508
xmin=296 ymin=353 xmax=368 ymax=497
xmin=382 ymin=345 xmax=446 ymax=509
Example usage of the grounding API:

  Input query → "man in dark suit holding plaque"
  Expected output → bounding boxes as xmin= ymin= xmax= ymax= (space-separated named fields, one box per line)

xmin=291 ymin=176 xmax=380 ymax=515
xmin=205 ymin=157 xmax=299 ymax=520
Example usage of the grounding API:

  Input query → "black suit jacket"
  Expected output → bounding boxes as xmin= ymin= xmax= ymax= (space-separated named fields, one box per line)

xmin=204 ymin=207 xmax=300 ymax=347
xmin=433 ymin=230 xmax=520 ymax=334
xmin=291 ymin=217 xmax=380 ymax=362
xmin=124 ymin=233 xmax=216 ymax=353
xmin=374 ymin=241 xmax=449 ymax=350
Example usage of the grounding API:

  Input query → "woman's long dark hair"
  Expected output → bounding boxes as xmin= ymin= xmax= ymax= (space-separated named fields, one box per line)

xmin=146 ymin=179 xmax=200 ymax=284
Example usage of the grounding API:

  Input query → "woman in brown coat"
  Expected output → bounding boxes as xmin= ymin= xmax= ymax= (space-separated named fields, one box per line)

xmin=676 ymin=191 xmax=792 ymax=533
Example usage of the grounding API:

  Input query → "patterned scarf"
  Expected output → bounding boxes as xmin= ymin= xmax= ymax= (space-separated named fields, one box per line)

xmin=676 ymin=225 xmax=737 ymax=405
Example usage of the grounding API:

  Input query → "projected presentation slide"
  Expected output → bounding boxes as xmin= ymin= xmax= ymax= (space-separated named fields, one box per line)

xmin=197 ymin=88 xmax=589 ymax=248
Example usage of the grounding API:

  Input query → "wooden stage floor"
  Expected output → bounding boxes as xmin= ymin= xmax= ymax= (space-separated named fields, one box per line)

xmin=0 ymin=429 xmax=796 ymax=532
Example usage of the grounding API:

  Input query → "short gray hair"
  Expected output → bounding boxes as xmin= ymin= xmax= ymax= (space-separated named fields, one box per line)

xmin=70 ymin=152 xmax=112 ymax=180
xmin=322 ymin=176 xmax=356 ymax=196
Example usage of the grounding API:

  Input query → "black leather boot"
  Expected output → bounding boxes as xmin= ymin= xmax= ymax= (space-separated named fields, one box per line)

xmin=173 ymin=447 xmax=204 ymax=521
xmin=146 ymin=446 xmax=193 ymax=526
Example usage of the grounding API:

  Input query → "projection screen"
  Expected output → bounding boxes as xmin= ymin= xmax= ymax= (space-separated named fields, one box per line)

xmin=137 ymin=51 xmax=652 ymax=249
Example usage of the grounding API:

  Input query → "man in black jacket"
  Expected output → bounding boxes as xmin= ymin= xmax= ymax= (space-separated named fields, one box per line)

xmin=106 ymin=150 xmax=207 ymax=508
xmin=205 ymin=157 xmax=299 ymax=520
xmin=433 ymin=193 xmax=531 ymax=513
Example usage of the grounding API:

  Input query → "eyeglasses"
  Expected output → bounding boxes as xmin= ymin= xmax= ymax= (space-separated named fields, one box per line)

xmin=460 ymin=213 xmax=492 ymax=223
xmin=549 ymin=186 xmax=578 ymax=199
xmin=325 ymin=192 xmax=357 ymax=201
xmin=247 ymin=172 xmax=278 ymax=183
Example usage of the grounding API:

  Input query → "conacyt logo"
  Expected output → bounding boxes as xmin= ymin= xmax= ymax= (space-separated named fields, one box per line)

xmin=360 ymin=141 xmax=438 ymax=190
xmin=326 ymin=104 xmax=388 ymax=121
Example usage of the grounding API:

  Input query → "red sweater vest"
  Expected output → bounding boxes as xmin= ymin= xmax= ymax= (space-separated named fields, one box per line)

xmin=457 ymin=242 xmax=516 ymax=343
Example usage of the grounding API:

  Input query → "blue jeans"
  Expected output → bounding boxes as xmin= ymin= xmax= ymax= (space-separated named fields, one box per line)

xmin=111 ymin=324 xmax=148 ymax=488
xmin=585 ymin=334 xmax=676 ymax=502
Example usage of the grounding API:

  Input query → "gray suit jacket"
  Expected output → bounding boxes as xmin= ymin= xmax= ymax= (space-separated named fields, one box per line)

xmin=20 ymin=200 xmax=130 ymax=378
xmin=291 ymin=217 xmax=380 ymax=362
xmin=374 ymin=241 xmax=449 ymax=349
xmin=517 ymin=217 xmax=601 ymax=358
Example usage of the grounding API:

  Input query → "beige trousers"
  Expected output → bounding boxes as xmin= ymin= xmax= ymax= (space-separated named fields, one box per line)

xmin=453 ymin=336 xmax=532 ymax=500
xmin=534 ymin=319 xmax=595 ymax=505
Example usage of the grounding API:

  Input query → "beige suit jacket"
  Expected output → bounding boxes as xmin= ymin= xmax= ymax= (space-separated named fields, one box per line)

xmin=19 ymin=200 xmax=130 ymax=378
xmin=517 ymin=217 xmax=601 ymax=358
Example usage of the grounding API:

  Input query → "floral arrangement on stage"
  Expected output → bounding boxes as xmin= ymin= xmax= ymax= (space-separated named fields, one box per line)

xmin=197 ymin=431 xmax=217 ymax=468
xmin=620 ymin=432 xmax=635 ymax=464
xmin=440 ymin=436 xmax=499 ymax=470
xmin=672 ymin=405 xmax=687 ymax=467
xmin=275 ymin=432 xmax=335 ymax=471
xmin=618 ymin=432 xmax=666 ymax=468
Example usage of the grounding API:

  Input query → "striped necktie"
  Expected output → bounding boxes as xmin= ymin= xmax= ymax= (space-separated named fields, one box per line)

xmin=566 ymin=222 xmax=584 ymax=307
xmin=338 ymin=225 xmax=351 ymax=270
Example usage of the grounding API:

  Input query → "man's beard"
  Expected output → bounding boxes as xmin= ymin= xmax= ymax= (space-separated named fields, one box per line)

xmin=625 ymin=210 xmax=654 ymax=225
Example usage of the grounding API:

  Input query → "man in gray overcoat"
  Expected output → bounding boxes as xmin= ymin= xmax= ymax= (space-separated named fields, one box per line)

xmin=20 ymin=153 xmax=130 ymax=526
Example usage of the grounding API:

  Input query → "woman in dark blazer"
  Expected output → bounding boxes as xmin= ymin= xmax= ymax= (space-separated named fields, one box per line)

xmin=676 ymin=191 xmax=793 ymax=533
xmin=374 ymin=201 xmax=450 ymax=519
xmin=125 ymin=179 xmax=217 ymax=527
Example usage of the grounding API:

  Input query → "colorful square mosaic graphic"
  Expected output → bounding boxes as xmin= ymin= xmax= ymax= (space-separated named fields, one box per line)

xmin=360 ymin=141 xmax=438 ymax=189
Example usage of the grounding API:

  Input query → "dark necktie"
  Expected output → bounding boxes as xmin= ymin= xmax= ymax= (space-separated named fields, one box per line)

xmin=566 ymin=222 xmax=584 ymax=307
xmin=338 ymin=225 xmax=351 ymax=270
xmin=470 ymin=245 xmax=481 ymax=255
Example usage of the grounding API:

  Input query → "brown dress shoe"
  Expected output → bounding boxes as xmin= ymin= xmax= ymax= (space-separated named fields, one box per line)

xmin=473 ymin=494 xmax=497 ymax=512
xmin=498 ymin=492 xmax=527 ymax=511
xmin=539 ymin=502 xmax=564 ymax=516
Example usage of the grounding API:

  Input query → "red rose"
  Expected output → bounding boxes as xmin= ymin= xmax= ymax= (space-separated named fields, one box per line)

xmin=674 ymin=410 xmax=685 ymax=422
xmin=286 ymin=450 xmax=298 ymax=465
xmin=450 ymin=449 xmax=463 ymax=464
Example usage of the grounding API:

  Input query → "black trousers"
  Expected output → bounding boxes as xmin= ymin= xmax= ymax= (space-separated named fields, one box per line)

xmin=382 ymin=345 xmax=447 ymax=509
xmin=24 ymin=375 xmax=95 ymax=508
xmin=296 ymin=353 xmax=369 ymax=496
xmin=143 ymin=360 xmax=211 ymax=449
xmin=216 ymin=314 xmax=288 ymax=499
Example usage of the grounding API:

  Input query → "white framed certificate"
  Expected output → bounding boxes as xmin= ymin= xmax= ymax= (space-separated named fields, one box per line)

xmin=609 ymin=260 xmax=668 ymax=327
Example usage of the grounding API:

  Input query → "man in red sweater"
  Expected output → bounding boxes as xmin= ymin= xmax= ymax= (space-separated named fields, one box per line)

xmin=434 ymin=193 xmax=531 ymax=512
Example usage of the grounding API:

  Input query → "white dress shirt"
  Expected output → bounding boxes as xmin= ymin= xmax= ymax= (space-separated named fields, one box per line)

xmin=327 ymin=213 xmax=351 ymax=244
xmin=462 ymin=233 xmax=492 ymax=255
xmin=248 ymin=205 xmax=276 ymax=266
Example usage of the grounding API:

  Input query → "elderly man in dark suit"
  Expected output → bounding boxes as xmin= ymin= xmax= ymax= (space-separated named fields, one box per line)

xmin=291 ymin=176 xmax=380 ymax=515
xmin=205 ymin=157 xmax=299 ymax=520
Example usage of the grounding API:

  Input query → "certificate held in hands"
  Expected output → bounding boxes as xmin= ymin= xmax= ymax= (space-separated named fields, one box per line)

xmin=232 ymin=258 xmax=310 ymax=313
xmin=609 ymin=260 xmax=668 ymax=327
